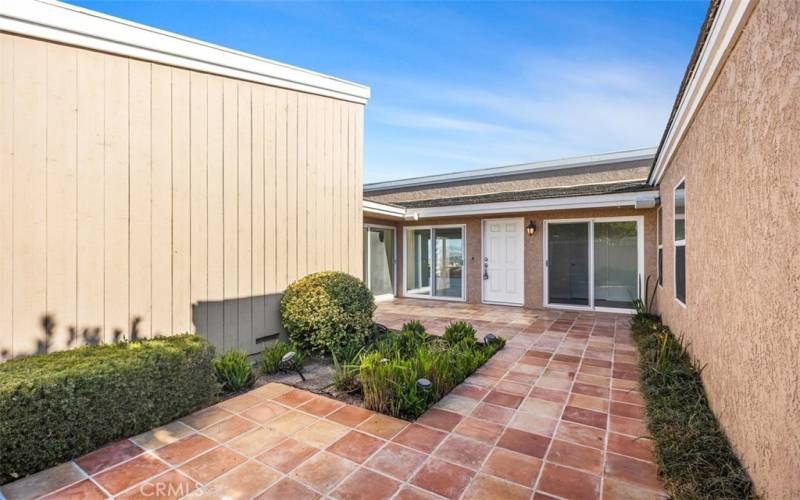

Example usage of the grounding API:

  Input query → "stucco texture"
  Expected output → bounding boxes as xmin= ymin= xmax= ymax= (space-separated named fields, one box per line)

xmin=654 ymin=1 xmax=800 ymax=497
xmin=383 ymin=206 xmax=656 ymax=310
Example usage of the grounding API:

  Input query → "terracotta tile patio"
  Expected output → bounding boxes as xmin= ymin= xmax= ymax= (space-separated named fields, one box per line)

xmin=1 ymin=300 xmax=665 ymax=499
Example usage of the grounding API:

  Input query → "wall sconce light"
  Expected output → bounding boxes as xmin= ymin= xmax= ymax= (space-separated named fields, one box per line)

xmin=526 ymin=220 xmax=536 ymax=237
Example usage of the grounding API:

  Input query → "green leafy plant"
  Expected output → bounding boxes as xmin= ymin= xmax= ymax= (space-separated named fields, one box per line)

xmin=360 ymin=322 xmax=505 ymax=419
xmin=332 ymin=345 xmax=364 ymax=393
xmin=443 ymin=321 xmax=477 ymax=346
xmin=214 ymin=350 xmax=256 ymax=393
xmin=401 ymin=320 xmax=426 ymax=335
xmin=0 ymin=335 xmax=217 ymax=485
xmin=630 ymin=317 xmax=757 ymax=498
xmin=281 ymin=271 xmax=375 ymax=356
xmin=262 ymin=341 xmax=305 ymax=375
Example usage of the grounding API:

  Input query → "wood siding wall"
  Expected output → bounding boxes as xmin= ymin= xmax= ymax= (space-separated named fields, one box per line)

xmin=0 ymin=33 xmax=364 ymax=358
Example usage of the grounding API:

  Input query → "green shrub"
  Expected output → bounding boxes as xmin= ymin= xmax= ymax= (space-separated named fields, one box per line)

xmin=360 ymin=323 xmax=505 ymax=419
xmin=262 ymin=341 xmax=305 ymax=375
xmin=401 ymin=320 xmax=426 ymax=335
xmin=281 ymin=271 xmax=375 ymax=356
xmin=0 ymin=335 xmax=217 ymax=485
xmin=214 ymin=351 xmax=256 ymax=392
xmin=443 ymin=321 xmax=477 ymax=346
xmin=630 ymin=316 xmax=757 ymax=499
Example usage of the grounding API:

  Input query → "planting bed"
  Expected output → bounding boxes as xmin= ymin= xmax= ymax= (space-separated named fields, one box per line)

xmin=260 ymin=320 xmax=505 ymax=420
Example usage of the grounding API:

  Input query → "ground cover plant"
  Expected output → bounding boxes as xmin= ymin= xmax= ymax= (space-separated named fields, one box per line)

xmin=214 ymin=350 xmax=256 ymax=392
xmin=0 ymin=335 xmax=217 ymax=485
xmin=630 ymin=312 xmax=757 ymax=499
xmin=355 ymin=321 xmax=504 ymax=419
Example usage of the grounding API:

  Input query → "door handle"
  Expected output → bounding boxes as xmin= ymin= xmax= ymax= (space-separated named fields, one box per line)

xmin=483 ymin=261 xmax=489 ymax=280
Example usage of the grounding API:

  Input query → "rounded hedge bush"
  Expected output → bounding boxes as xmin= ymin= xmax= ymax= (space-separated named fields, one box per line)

xmin=280 ymin=271 xmax=376 ymax=356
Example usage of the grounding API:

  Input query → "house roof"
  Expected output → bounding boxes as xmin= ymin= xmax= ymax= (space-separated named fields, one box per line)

xmin=648 ymin=0 xmax=756 ymax=184
xmin=0 ymin=0 xmax=370 ymax=104
xmin=648 ymin=0 xmax=720 ymax=184
xmin=397 ymin=180 xmax=653 ymax=209
xmin=364 ymin=147 xmax=656 ymax=193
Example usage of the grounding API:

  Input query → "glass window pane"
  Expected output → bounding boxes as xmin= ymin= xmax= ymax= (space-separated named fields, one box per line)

xmin=547 ymin=223 xmax=590 ymax=306
xmin=676 ymin=245 xmax=686 ymax=303
xmin=406 ymin=229 xmax=431 ymax=294
xmin=593 ymin=221 xmax=639 ymax=309
xmin=657 ymin=248 xmax=663 ymax=286
xmin=675 ymin=181 xmax=685 ymax=241
xmin=433 ymin=227 xmax=464 ymax=298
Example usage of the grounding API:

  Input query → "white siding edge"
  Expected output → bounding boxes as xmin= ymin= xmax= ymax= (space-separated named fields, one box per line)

xmin=0 ymin=0 xmax=371 ymax=104
xmin=649 ymin=0 xmax=757 ymax=185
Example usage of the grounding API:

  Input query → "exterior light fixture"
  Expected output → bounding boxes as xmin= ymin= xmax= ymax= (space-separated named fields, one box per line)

xmin=416 ymin=378 xmax=432 ymax=391
xmin=483 ymin=333 xmax=498 ymax=344
xmin=526 ymin=220 xmax=537 ymax=237
xmin=280 ymin=351 xmax=306 ymax=381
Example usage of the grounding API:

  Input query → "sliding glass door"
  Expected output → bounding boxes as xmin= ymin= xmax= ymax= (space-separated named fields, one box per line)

xmin=363 ymin=226 xmax=395 ymax=299
xmin=547 ymin=223 xmax=590 ymax=306
xmin=405 ymin=226 xmax=465 ymax=300
xmin=593 ymin=221 xmax=638 ymax=309
xmin=545 ymin=218 xmax=642 ymax=311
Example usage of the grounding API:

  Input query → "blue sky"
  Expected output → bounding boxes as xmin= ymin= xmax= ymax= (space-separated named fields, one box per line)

xmin=69 ymin=1 xmax=709 ymax=183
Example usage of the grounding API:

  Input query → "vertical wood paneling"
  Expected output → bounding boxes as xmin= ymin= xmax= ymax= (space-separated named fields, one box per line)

xmin=264 ymin=88 xmax=277 ymax=294
xmin=331 ymin=100 xmax=342 ymax=270
xmin=286 ymin=92 xmax=298 ymax=283
xmin=150 ymin=64 xmax=172 ymax=336
xmin=323 ymin=98 xmax=334 ymax=271
xmin=348 ymin=104 xmax=359 ymax=276
xmin=296 ymin=93 xmax=308 ymax=278
xmin=2 ymin=35 xmax=365 ymax=357
xmin=190 ymin=72 xmax=208 ymax=336
xmin=275 ymin=89 xmax=288 ymax=288
xmin=45 ymin=44 xmax=77 ymax=351
xmin=171 ymin=69 xmax=191 ymax=334
xmin=12 ymin=38 xmax=47 ymax=356
xmin=306 ymin=96 xmax=319 ymax=273
xmin=222 ymin=79 xmax=238 ymax=350
xmin=104 ymin=55 xmax=130 ymax=342
xmin=251 ymin=87 xmax=266 ymax=340
xmin=0 ymin=35 xmax=14 ymax=358
xmin=237 ymin=83 xmax=253 ymax=351
xmin=76 ymin=49 xmax=105 ymax=346
xmin=354 ymin=105 xmax=365 ymax=279
xmin=129 ymin=60 xmax=152 ymax=339
xmin=206 ymin=76 xmax=224 ymax=348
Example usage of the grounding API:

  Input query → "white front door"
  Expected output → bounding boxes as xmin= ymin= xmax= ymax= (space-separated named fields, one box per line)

xmin=483 ymin=218 xmax=524 ymax=305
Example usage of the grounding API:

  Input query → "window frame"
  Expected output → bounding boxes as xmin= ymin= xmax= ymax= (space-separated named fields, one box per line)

xmin=656 ymin=206 xmax=663 ymax=288
xmin=673 ymin=177 xmax=686 ymax=307
xmin=402 ymin=224 xmax=467 ymax=302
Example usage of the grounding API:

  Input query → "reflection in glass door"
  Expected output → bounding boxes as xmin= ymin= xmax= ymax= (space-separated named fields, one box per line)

xmin=546 ymin=219 xmax=641 ymax=311
xmin=594 ymin=221 xmax=638 ymax=309
xmin=405 ymin=226 xmax=465 ymax=299
xmin=363 ymin=226 xmax=395 ymax=299
xmin=547 ymin=223 xmax=590 ymax=306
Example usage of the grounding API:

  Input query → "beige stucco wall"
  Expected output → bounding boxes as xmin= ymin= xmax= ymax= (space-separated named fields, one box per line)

xmin=653 ymin=1 xmax=800 ymax=497
xmin=0 ymin=33 xmax=364 ymax=358
xmin=365 ymin=161 xmax=650 ymax=204
xmin=378 ymin=207 xmax=655 ymax=310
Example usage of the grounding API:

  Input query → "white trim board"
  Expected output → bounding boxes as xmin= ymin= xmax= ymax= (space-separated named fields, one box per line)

xmin=365 ymin=148 xmax=656 ymax=192
xmin=0 ymin=0 xmax=370 ymax=104
xmin=649 ymin=0 xmax=757 ymax=185
xmin=363 ymin=200 xmax=406 ymax=219
xmin=410 ymin=191 xmax=660 ymax=218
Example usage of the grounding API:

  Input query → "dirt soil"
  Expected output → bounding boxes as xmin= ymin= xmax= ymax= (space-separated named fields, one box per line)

xmin=256 ymin=357 xmax=364 ymax=407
